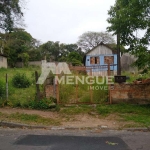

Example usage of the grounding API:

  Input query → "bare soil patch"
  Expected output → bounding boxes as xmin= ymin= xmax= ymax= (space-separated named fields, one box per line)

xmin=0 ymin=107 xmax=134 ymax=129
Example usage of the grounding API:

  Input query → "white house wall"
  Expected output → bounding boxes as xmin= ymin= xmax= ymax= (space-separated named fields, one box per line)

xmin=0 ymin=56 xmax=7 ymax=68
xmin=87 ymin=45 xmax=113 ymax=56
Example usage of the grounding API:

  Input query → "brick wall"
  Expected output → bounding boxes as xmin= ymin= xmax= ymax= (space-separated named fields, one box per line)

xmin=45 ymin=85 xmax=55 ymax=98
xmin=110 ymin=83 xmax=150 ymax=104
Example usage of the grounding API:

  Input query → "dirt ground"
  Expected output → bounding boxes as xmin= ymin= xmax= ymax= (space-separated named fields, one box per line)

xmin=0 ymin=107 xmax=133 ymax=129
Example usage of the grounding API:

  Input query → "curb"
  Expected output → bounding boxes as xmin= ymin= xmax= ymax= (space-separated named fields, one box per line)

xmin=0 ymin=121 xmax=150 ymax=131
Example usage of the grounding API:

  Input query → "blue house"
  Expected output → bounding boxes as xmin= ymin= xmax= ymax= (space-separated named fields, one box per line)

xmin=85 ymin=42 xmax=117 ymax=76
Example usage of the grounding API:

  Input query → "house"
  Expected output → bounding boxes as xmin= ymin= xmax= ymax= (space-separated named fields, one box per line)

xmin=85 ymin=42 xmax=117 ymax=76
xmin=0 ymin=54 xmax=7 ymax=68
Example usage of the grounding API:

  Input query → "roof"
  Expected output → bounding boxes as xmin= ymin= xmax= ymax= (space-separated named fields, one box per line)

xmin=0 ymin=53 xmax=7 ymax=57
xmin=86 ymin=42 xmax=117 ymax=55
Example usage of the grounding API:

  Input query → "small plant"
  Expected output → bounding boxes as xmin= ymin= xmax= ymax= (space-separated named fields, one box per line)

xmin=12 ymin=73 xmax=31 ymax=88
xmin=29 ymin=98 xmax=56 ymax=110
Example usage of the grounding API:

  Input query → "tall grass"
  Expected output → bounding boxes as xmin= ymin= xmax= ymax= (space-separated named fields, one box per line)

xmin=59 ymin=75 xmax=108 ymax=104
xmin=0 ymin=67 xmax=40 ymax=107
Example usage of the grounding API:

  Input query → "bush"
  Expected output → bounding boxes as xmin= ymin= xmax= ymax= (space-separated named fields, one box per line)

xmin=29 ymin=98 xmax=56 ymax=110
xmin=12 ymin=73 xmax=31 ymax=88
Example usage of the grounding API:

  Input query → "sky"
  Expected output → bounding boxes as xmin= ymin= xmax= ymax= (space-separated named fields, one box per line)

xmin=24 ymin=0 xmax=116 ymax=44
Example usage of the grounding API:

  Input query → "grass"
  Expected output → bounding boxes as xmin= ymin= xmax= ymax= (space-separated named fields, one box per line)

xmin=122 ymin=70 xmax=150 ymax=83
xmin=0 ymin=67 xmax=41 ymax=108
xmin=59 ymin=75 xmax=108 ymax=104
xmin=0 ymin=67 xmax=150 ymax=128
xmin=60 ymin=105 xmax=94 ymax=115
xmin=96 ymin=104 xmax=150 ymax=127
xmin=0 ymin=104 xmax=150 ymax=128
xmin=0 ymin=112 xmax=60 ymax=126
xmin=59 ymin=104 xmax=150 ymax=127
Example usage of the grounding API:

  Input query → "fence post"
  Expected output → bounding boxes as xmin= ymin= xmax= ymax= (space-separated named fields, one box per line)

xmin=90 ymin=69 xmax=93 ymax=103
xmin=6 ymin=74 xmax=8 ymax=102
xmin=35 ymin=71 xmax=40 ymax=101
xmin=107 ymin=62 xmax=111 ymax=76
xmin=56 ymin=74 xmax=60 ymax=104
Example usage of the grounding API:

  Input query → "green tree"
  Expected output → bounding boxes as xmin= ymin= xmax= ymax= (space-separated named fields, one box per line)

xmin=77 ymin=31 xmax=115 ymax=52
xmin=107 ymin=0 xmax=150 ymax=69
xmin=40 ymin=41 xmax=60 ymax=61
xmin=59 ymin=44 xmax=85 ymax=62
xmin=18 ymin=52 xmax=29 ymax=67
xmin=67 ymin=51 xmax=83 ymax=66
xmin=0 ymin=0 xmax=23 ymax=32
xmin=0 ymin=28 xmax=33 ymax=66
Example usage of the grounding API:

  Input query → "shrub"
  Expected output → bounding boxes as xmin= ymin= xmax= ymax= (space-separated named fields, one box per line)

xmin=29 ymin=98 xmax=56 ymax=110
xmin=12 ymin=73 xmax=31 ymax=88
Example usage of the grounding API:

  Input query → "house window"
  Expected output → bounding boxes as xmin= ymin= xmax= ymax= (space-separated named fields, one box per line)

xmin=0 ymin=56 xmax=3 ymax=62
xmin=104 ymin=56 xmax=114 ymax=64
xmin=90 ymin=57 xmax=100 ymax=64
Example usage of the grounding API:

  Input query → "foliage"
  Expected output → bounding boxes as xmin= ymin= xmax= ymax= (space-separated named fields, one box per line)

xmin=96 ymin=104 xmax=150 ymax=127
xmin=0 ymin=28 xmax=34 ymax=66
xmin=0 ymin=80 xmax=5 ymax=98
xmin=40 ymin=41 xmax=60 ymax=61
xmin=0 ymin=112 xmax=60 ymax=126
xmin=0 ymin=0 xmax=23 ymax=32
xmin=132 ymin=50 xmax=150 ymax=70
xmin=18 ymin=52 xmax=30 ymax=67
xmin=28 ymin=49 xmax=42 ymax=61
xmin=59 ymin=76 xmax=108 ymax=104
xmin=12 ymin=73 xmax=31 ymax=88
xmin=107 ymin=0 xmax=150 ymax=69
xmin=39 ymin=41 xmax=85 ymax=65
xmin=77 ymin=31 xmax=115 ymax=52
xmin=67 ymin=52 xmax=82 ymax=66
xmin=29 ymin=99 xmax=56 ymax=110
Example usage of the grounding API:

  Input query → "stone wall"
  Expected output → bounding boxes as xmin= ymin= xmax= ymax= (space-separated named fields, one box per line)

xmin=110 ymin=83 xmax=150 ymax=104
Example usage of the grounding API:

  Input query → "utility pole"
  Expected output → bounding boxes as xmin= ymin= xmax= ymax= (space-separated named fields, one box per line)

xmin=117 ymin=33 xmax=121 ymax=75
xmin=117 ymin=5 xmax=121 ymax=75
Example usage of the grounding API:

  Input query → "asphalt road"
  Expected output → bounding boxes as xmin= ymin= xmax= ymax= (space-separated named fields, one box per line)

xmin=0 ymin=128 xmax=149 ymax=150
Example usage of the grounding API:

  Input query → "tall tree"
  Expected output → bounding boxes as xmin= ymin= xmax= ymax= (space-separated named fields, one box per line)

xmin=0 ymin=0 xmax=24 ymax=32
xmin=107 ymin=0 xmax=150 ymax=69
xmin=40 ymin=41 xmax=60 ymax=61
xmin=0 ymin=28 xmax=33 ymax=66
xmin=77 ymin=31 xmax=115 ymax=52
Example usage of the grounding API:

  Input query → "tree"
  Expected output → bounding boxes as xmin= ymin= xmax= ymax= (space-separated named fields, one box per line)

xmin=40 ymin=42 xmax=85 ymax=63
xmin=40 ymin=41 xmax=60 ymax=61
xmin=59 ymin=44 xmax=85 ymax=61
xmin=67 ymin=52 xmax=83 ymax=66
xmin=77 ymin=31 xmax=115 ymax=52
xmin=0 ymin=28 xmax=33 ymax=66
xmin=18 ymin=52 xmax=29 ymax=67
xmin=107 ymin=0 xmax=150 ymax=69
xmin=0 ymin=0 xmax=24 ymax=32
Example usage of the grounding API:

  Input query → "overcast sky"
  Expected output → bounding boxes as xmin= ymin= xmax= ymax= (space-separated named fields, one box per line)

xmin=24 ymin=0 xmax=116 ymax=44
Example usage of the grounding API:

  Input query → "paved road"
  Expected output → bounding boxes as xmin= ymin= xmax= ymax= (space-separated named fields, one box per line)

xmin=0 ymin=128 xmax=149 ymax=150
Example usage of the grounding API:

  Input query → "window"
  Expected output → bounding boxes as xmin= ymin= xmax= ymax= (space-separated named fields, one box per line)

xmin=104 ymin=56 xmax=114 ymax=64
xmin=90 ymin=57 xmax=100 ymax=64
xmin=0 ymin=56 xmax=3 ymax=62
